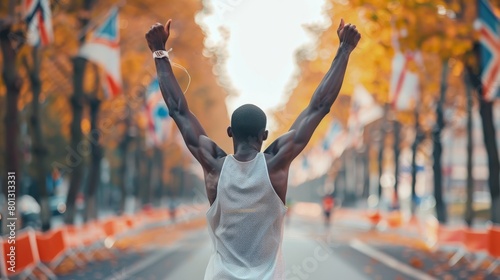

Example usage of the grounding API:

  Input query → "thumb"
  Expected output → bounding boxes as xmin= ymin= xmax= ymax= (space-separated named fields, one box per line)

xmin=338 ymin=18 xmax=345 ymax=31
xmin=165 ymin=19 xmax=172 ymax=33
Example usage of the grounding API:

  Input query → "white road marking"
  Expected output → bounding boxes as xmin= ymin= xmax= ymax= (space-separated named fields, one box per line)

xmin=349 ymin=239 xmax=437 ymax=280
xmin=104 ymin=229 xmax=207 ymax=280
xmin=104 ymin=244 xmax=182 ymax=280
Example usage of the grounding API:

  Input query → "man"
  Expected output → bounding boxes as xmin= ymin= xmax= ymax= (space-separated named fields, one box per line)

xmin=145 ymin=18 xmax=360 ymax=280
xmin=322 ymin=195 xmax=334 ymax=227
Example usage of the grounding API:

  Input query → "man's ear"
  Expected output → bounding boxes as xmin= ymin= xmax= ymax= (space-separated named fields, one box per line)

xmin=262 ymin=130 xmax=269 ymax=141
xmin=227 ymin=126 xmax=233 ymax=138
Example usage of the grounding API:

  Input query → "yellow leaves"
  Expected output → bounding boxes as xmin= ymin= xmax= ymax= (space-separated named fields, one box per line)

xmin=121 ymin=51 xmax=147 ymax=80
xmin=421 ymin=36 xmax=441 ymax=53
xmin=81 ymin=118 xmax=91 ymax=134
xmin=396 ymin=111 xmax=414 ymax=126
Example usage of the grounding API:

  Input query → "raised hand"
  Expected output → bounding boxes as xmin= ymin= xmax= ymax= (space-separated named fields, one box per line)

xmin=337 ymin=19 xmax=361 ymax=51
xmin=145 ymin=19 xmax=172 ymax=52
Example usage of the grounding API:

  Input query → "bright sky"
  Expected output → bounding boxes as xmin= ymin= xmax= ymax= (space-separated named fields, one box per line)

xmin=198 ymin=0 xmax=329 ymax=127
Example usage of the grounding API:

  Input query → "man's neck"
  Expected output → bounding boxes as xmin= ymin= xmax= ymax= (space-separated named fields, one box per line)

xmin=233 ymin=141 xmax=262 ymax=160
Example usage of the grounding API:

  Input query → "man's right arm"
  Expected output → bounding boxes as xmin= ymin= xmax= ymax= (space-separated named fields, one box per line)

xmin=146 ymin=21 xmax=226 ymax=171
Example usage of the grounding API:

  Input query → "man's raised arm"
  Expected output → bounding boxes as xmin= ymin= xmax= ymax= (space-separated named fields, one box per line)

xmin=145 ymin=20 xmax=226 ymax=167
xmin=265 ymin=19 xmax=360 ymax=164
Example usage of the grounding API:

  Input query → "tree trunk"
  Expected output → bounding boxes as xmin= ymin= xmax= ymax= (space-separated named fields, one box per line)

xmin=362 ymin=144 xmax=370 ymax=198
xmin=410 ymin=110 xmax=421 ymax=215
xmin=464 ymin=73 xmax=474 ymax=227
xmin=472 ymin=73 xmax=500 ymax=226
xmin=433 ymin=60 xmax=449 ymax=224
xmin=1 ymin=24 xmax=22 ymax=206
xmin=65 ymin=57 xmax=87 ymax=224
xmin=154 ymin=148 xmax=164 ymax=206
xmin=377 ymin=106 xmax=388 ymax=201
xmin=24 ymin=48 xmax=51 ymax=231
xmin=132 ymin=139 xmax=142 ymax=209
xmin=65 ymin=0 xmax=95 ymax=224
xmin=410 ymin=143 xmax=418 ymax=214
xmin=84 ymin=97 xmax=102 ymax=222
xmin=140 ymin=152 xmax=153 ymax=207
xmin=116 ymin=113 xmax=132 ymax=215
xmin=478 ymin=99 xmax=500 ymax=224
xmin=468 ymin=44 xmax=500 ymax=225
xmin=392 ymin=120 xmax=401 ymax=209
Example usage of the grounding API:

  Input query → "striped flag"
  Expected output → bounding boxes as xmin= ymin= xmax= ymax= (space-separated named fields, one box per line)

xmin=389 ymin=52 xmax=420 ymax=110
xmin=477 ymin=0 xmax=500 ymax=100
xmin=348 ymin=85 xmax=383 ymax=147
xmin=322 ymin=119 xmax=343 ymax=151
xmin=24 ymin=0 xmax=54 ymax=46
xmin=79 ymin=8 xmax=121 ymax=98
xmin=389 ymin=24 xmax=421 ymax=110
xmin=145 ymin=78 xmax=172 ymax=147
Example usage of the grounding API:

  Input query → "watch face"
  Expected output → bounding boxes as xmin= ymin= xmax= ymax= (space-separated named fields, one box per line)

xmin=154 ymin=50 xmax=168 ymax=58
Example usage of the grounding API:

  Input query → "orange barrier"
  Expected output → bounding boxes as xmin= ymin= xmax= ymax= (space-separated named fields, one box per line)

xmin=438 ymin=226 xmax=465 ymax=244
xmin=82 ymin=221 xmax=116 ymax=260
xmin=1 ymin=206 xmax=200 ymax=278
xmin=63 ymin=223 xmax=106 ymax=262
xmin=102 ymin=219 xmax=128 ymax=239
xmin=36 ymin=228 xmax=85 ymax=270
xmin=487 ymin=225 xmax=500 ymax=274
xmin=448 ymin=228 xmax=488 ymax=267
xmin=122 ymin=215 xmax=141 ymax=229
xmin=143 ymin=209 xmax=169 ymax=222
xmin=424 ymin=216 xmax=464 ymax=252
xmin=1 ymin=229 xmax=56 ymax=279
xmin=386 ymin=212 xmax=403 ymax=228
xmin=366 ymin=211 xmax=382 ymax=227
xmin=463 ymin=229 xmax=488 ymax=253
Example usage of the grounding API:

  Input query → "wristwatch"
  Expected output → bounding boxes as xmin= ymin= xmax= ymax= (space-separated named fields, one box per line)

xmin=153 ymin=50 xmax=170 ymax=59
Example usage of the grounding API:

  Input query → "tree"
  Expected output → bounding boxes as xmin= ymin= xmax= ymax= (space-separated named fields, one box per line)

xmin=65 ymin=0 xmax=95 ymax=224
xmin=410 ymin=109 xmax=424 ymax=215
xmin=392 ymin=120 xmax=401 ymax=209
xmin=0 ymin=0 xmax=22 ymax=222
xmin=84 ymin=94 xmax=101 ymax=222
xmin=23 ymin=47 xmax=52 ymax=231
xmin=432 ymin=60 xmax=449 ymax=223
xmin=467 ymin=43 xmax=500 ymax=225
xmin=464 ymin=69 xmax=474 ymax=227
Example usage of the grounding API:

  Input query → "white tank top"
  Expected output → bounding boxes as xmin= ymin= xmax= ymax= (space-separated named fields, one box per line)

xmin=205 ymin=153 xmax=287 ymax=280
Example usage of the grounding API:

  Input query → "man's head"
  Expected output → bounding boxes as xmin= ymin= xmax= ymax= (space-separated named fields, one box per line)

xmin=228 ymin=104 xmax=268 ymax=144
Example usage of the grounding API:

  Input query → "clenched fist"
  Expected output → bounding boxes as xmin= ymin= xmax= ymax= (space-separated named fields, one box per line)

xmin=337 ymin=19 xmax=361 ymax=51
xmin=145 ymin=19 xmax=172 ymax=52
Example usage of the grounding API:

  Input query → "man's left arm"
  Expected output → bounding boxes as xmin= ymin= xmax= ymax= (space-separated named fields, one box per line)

xmin=265 ymin=19 xmax=360 ymax=165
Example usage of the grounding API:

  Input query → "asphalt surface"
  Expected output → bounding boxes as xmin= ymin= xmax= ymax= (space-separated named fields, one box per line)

xmin=55 ymin=217 xmax=426 ymax=280
xmin=57 ymin=213 xmax=499 ymax=280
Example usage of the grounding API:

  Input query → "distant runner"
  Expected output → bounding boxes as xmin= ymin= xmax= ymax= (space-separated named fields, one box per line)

xmin=145 ymin=17 xmax=360 ymax=280
xmin=322 ymin=195 xmax=335 ymax=226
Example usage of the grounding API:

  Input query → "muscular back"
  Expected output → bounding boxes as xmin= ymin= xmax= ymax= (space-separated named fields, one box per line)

xmin=202 ymin=151 xmax=289 ymax=206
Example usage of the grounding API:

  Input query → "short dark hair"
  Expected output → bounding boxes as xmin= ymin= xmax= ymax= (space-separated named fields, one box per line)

xmin=231 ymin=104 xmax=267 ymax=140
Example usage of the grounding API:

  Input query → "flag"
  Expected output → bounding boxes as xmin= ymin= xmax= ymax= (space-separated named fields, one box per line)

xmin=322 ymin=119 xmax=343 ymax=151
xmin=24 ymin=0 xmax=54 ymax=46
xmin=389 ymin=23 xmax=421 ymax=110
xmin=389 ymin=52 xmax=420 ymax=110
xmin=145 ymin=78 xmax=172 ymax=147
xmin=350 ymin=85 xmax=383 ymax=126
xmin=79 ymin=8 xmax=121 ymax=98
xmin=347 ymin=85 xmax=383 ymax=147
xmin=322 ymin=119 xmax=348 ymax=158
xmin=307 ymin=146 xmax=332 ymax=180
xmin=477 ymin=0 xmax=500 ymax=100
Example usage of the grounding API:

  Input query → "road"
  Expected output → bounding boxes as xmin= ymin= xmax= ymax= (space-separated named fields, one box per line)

xmin=59 ymin=212 xmax=464 ymax=280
